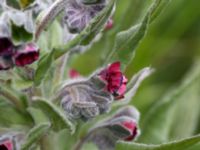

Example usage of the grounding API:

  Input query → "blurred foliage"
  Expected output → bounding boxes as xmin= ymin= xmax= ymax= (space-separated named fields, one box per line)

xmin=1 ymin=0 xmax=200 ymax=149
xmin=70 ymin=0 xmax=200 ymax=148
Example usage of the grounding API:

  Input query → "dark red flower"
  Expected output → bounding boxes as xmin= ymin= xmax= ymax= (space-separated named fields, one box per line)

xmin=121 ymin=120 xmax=138 ymax=141
xmin=0 ymin=139 xmax=13 ymax=150
xmin=105 ymin=18 xmax=114 ymax=30
xmin=0 ymin=37 xmax=13 ymax=56
xmin=99 ymin=62 xmax=127 ymax=99
xmin=69 ymin=69 xmax=81 ymax=79
xmin=0 ymin=37 xmax=14 ymax=70
xmin=13 ymin=43 xmax=39 ymax=67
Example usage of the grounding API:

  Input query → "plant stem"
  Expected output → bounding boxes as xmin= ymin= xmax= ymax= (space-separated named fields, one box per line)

xmin=0 ymin=87 xmax=22 ymax=109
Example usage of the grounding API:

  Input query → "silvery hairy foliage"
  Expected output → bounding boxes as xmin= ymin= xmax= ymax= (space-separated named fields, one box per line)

xmin=57 ymin=76 xmax=113 ymax=120
xmin=0 ymin=0 xmax=172 ymax=149
xmin=63 ymin=0 xmax=107 ymax=33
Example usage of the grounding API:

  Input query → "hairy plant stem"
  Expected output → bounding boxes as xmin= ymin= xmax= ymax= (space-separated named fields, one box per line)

xmin=73 ymin=132 xmax=92 ymax=150
xmin=35 ymin=0 xmax=68 ymax=41
xmin=0 ymin=87 xmax=22 ymax=109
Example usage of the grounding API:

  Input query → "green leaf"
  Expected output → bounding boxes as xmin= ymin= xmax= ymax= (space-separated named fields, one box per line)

xmin=54 ymin=129 xmax=77 ymax=150
xmin=80 ymin=0 xmax=116 ymax=45
xmin=150 ymin=0 xmax=171 ymax=23
xmin=6 ymin=0 xmax=21 ymax=9
xmin=35 ymin=0 xmax=68 ymax=41
xmin=0 ymin=85 xmax=29 ymax=109
xmin=116 ymin=134 xmax=200 ymax=150
xmin=138 ymin=63 xmax=200 ymax=144
xmin=21 ymin=123 xmax=50 ymax=150
xmin=168 ymin=64 xmax=200 ymax=140
xmin=27 ymin=107 xmax=49 ymax=125
xmin=0 ymin=100 xmax=33 ymax=127
xmin=48 ymin=21 xmax=63 ymax=49
xmin=11 ymin=22 xmax=33 ymax=43
xmin=105 ymin=0 xmax=169 ymax=70
xmin=34 ymin=50 xmax=55 ymax=86
xmin=82 ymin=143 xmax=99 ymax=150
xmin=32 ymin=99 xmax=75 ymax=133
xmin=125 ymin=67 xmax=154 ymax=102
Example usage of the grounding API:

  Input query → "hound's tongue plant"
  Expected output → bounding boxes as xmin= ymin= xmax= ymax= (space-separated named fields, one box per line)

xmin=0 ymin=0 xmax=200 ymax=150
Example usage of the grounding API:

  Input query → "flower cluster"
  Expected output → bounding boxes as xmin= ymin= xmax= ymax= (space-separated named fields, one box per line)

xmin=59 ymin=62 xmax=127 ymax=121
xmin=0 ymin=37 xmax=39 ymax=70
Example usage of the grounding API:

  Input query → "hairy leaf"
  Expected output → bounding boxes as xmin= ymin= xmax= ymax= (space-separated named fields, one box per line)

xmin=33 ymin=98 xmax=75 ymax=133
xmin=116 ymin=134 xmax=200 ymax=150
xmin=21 ymin=123 xmax=50 ymax=150
xmin=138 ymin=63 xmax=200 ymax=144
xmin=105 ymin=0 xmax=170 ymax=70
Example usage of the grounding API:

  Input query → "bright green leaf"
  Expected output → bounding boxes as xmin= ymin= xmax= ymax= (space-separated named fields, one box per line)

xmin=116 ymin=134 xmax=200 ymax=150
xmin=27 ymin=107 xmax=49 ymax=125
xmin=105 ymin=0 xmax=170 ymax=70
xmin=32 ymin=99 xmax=75 ymax=133
xmin=21 ymin=123 xmax=51 ymax=150
xmin=80 ymin=0 xmax=116 ymax=45
xmin=138 ymin=63 xmax=200 ymax=144
xmin=34 ymin=50 xmax=55 ymax=86
xmin=11 ymin=22 xmax=33 ymax=43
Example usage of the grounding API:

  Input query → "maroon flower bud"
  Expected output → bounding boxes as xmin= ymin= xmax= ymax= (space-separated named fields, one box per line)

xmin=0 ymin=37 xmax=13 ymax=56
xmin=121 ymin=119 xmax=138 ymax=141
xmin=99 ymin=62 xmax=127 ymax=100
xmin=64 ymin=0 xmax=105 ymax=33
xmin=0 ymin=37 xmax=14 ymax=70
xmin=13 ymin=43 xmax=39 ymax=67
xmin=0 ymin=137 xmax=14 ymax=150
xmin=105 ymin=18 xmax=113 ymax=30
xmin=106 ymin=106 xmax=140 ymax=141
xmin=84 ymin=106 xmax=140 ymax=150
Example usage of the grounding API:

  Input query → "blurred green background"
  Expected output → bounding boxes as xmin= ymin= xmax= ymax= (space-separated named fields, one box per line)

xmin=70 ymin=0 xmax=200 ymax=147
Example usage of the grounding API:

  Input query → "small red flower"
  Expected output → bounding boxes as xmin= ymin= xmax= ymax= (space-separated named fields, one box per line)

xmin=105 ymin=18 xmax=114 ymax=30
xmin=0 ymin=139 xmax=13 ymax=150
xmin=122 ymin=120 xmax=138 ymax=141
xmin=99 ymin=62 xmax=127 ymax=99
xmin=69 ymin=69 xmax=81 ymax=78
xmin=13 ymin=43 xmax=39 ymax=67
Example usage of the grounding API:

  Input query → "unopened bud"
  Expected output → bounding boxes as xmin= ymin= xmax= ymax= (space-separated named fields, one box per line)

xmin=13 ymin=43 xmax=39 ymax=67
xmin=58 ymin=76 xmax=113 ymax=120
xmin=85 ymin=106 xmax=140 ymax=150
xmin=64 ymin=0 xmax=105 ymax=33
